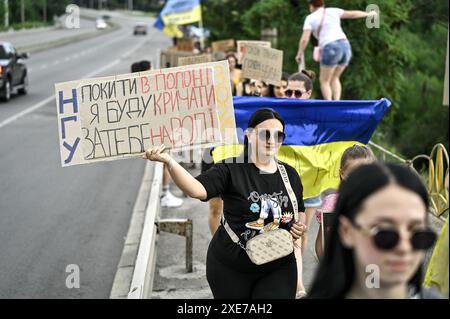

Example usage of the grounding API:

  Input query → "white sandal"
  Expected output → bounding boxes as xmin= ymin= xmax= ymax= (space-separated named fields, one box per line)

xmin=296 ymin=290 xmax=307 ymax=299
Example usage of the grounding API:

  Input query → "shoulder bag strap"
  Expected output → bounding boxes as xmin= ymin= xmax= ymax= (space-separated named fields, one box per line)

xmin=277 ymin=163 xmax=299 ymax=223
xmin=317 ymin=8 xmax=326 ymax=41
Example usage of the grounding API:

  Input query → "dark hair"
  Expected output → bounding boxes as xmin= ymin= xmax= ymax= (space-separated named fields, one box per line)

xmin=340 ymin=144 xmax=376 ymax=172
xmin=288 ymin=70 xmax=316 ymax=91
xmin=226 ymin=53 xmax=238 ymax=64
xmin=243 ymin=108 xmax=285 ymax=158
xmin=282 ymin=72 xmax=290 ymax=82
xmin=308 ymin=162 xmax=430 ymax=299
xmin=308 ymin=0 xmax=324 ymax=8
xmin=131 ymin=60 xmax=151 ymax=73
xmin=266 ymin=84 xmax=276 ymax=97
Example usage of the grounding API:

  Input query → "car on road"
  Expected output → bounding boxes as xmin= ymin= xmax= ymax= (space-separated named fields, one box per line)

xmin=96 ymin=18 xmax=108 ymax=30
xmin=0 ymin=42 xmax=28 ymax=102
xmin=133 ymin=23 xmax=147 ymax=35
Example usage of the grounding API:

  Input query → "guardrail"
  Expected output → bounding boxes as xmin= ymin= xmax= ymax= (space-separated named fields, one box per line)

xmin=127 ymin=162 xmax=194 ymax=299
xmin=128 ymin=162 xmax=163 ymax=299
xmin=369 ymin=141 xmax=449 ymax=220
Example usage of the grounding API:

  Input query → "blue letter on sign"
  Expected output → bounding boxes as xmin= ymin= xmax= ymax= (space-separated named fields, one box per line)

xmin=63 ymin=138 xmax=81 ymax=164
xmin=59 ymin=89 xmax=78 ymax=114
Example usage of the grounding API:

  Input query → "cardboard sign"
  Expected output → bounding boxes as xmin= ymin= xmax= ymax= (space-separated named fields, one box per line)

xmin=241 ymin=45 xmax=283 ymax=86
xmin=237 ymin=40 xmax=271 ymax=64
xmin=160 ymin=50 xmax=196 ymax=68
xmin=176 ymin=38 xmax=194 ymax=52
xmin=178 ymin=54 xmax=213 ymax=66
xmin=55 ymin=61 xmax=237 ymax=167
xmin=211 ymin=39 xmax=235 ymax=53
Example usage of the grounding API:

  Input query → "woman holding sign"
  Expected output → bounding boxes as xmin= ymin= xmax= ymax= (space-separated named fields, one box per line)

xmin=143 ymin=108 xmax=307 ymax=299
xmin=295 ymin=0 xmax=377 ymax=100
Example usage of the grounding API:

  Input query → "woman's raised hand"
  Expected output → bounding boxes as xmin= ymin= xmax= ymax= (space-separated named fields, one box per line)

xmin=142 ymin=145 xmax=171 ymax=164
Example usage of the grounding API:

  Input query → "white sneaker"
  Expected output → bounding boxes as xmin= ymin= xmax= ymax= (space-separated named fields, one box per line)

xmin=161 ymin=191 xmax=183 ymax=208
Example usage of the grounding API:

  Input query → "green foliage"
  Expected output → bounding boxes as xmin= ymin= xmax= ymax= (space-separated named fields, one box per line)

xmin=202 ymin=0 xmax=449 ymax=159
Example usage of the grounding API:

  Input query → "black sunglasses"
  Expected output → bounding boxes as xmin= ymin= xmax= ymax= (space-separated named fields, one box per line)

xmin=352 ymin=221 xmax=437 ymax=251
xmin=256 ymin=129 xmax=285 ymax=144
xmin=285 ymin=89 xmax=305 ymax=98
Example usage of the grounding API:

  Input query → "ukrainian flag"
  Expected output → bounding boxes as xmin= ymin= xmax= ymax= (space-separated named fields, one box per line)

xmin=154 ymin=0 xmax=202 ymax=38
xmin=213 ymin=97 xmax=392 ymax=199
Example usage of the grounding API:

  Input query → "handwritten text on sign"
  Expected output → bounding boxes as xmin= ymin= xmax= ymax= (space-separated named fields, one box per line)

xmin=241 ymin=45 xmax=283 ymax=86
xmin=56 ymin=67 xmax=221 ymax=167
xmin=236 ymin=40 xmax=271 ymax=65
xmin=178 ymin=54 xmax=213 ymax=67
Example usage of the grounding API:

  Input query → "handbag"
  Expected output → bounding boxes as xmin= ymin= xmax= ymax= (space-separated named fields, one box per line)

xmin=313 ymin=8 xmax=326 ymax=63
xmin=223 ymin=162 xmax=299 ymax=265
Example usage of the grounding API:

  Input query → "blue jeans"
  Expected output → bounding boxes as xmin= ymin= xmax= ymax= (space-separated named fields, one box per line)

xmin=304 ymin=195 xmax=322 ymax=208
xmin=321 ymin=39 xmax=352 ymax=67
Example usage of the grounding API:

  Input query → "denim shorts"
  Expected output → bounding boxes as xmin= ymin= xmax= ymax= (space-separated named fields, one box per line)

xmin=304 ymin=195 xmax=323 ymax=208
xmin=321 ymin=39 xmax=352 ymax=67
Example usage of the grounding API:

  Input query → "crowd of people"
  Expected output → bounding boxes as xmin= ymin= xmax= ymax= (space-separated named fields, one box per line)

xmin=136 ymin=0 xmax=447 ymax=300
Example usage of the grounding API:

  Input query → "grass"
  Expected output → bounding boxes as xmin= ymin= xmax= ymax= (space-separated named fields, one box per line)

xmin=0 ymin=21 xmax=53 ymax=32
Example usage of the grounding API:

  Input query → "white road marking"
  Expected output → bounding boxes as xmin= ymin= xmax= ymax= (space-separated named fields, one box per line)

xmin=0 ymin=59 xmax=119 ymax=129
xmin=0 ymin=34 xmax=147 ymax=130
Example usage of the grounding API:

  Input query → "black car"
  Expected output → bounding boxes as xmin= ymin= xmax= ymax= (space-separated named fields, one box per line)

xmin=0 ymin=42 xmax=28 ymax=102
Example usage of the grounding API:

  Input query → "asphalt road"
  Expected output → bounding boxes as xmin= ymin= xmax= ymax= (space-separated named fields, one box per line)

xmin=0 ymin=9 xmax=171 ymax=298
xmin=0 ymin=17 xmax=97 ymax=50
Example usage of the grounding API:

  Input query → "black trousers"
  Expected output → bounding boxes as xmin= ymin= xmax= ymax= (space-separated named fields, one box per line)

xmin=206 ymin=235 xmax=297 ymax=299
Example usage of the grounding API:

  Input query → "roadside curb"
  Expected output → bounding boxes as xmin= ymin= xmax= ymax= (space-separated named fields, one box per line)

xmin=109 ymin=161 xmax=159 ymax=299
xmin=15 ymin=17 xmax=120 ymax=54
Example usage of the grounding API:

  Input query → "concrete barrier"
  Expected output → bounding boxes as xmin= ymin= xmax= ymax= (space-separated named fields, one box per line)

xmin=127 ymin=162 xmax=163 ymax=299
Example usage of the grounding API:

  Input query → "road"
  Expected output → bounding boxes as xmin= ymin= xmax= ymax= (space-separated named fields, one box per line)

xmin=0 ymin=9 xmax=171 ymax=298
xmin=0 ymin=17 xmax=97 ymax=50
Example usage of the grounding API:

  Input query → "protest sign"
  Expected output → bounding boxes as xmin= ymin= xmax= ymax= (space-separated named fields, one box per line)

xmin=55 ymin=62 xmax=236 ymax=167
xmin=211 ymin=39 xmax=235 ymax=53
xmin=236 ymin=40 xmax=271 ymax=64
xmin=160 ymin=50 xmax=196 ymax=68
xmin=178 ymin=54 xmax=212 ymax=66
xmin=141 ymin=61 xmax=237 ymax=150
xmin=176 ymin=38 xmax=194 ymax=52
xmin=241 ymin=45 xmax=283 ymax=86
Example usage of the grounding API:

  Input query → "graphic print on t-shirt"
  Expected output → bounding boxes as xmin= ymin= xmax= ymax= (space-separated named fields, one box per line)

xmin=244 ymin=191 xmax=293 ymax=237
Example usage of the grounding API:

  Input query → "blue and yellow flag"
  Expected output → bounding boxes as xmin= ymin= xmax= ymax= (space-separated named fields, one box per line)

xmin=154 ymin=0 xmax=202 ymax=38
xmin=213 ymin=97 xmax=392 ymax=199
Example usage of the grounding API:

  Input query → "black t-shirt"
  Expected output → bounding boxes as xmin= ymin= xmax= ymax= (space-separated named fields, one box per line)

xmin=196 ymin=158 xmax=305 ymax=244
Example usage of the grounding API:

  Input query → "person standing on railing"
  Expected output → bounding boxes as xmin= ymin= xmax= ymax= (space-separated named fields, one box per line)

xmin=295 ymin=0 xmax=377 ymax=100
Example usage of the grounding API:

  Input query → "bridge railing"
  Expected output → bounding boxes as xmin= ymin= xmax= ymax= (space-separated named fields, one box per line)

xmin=369 ymin=141 xmax=449 ymax=221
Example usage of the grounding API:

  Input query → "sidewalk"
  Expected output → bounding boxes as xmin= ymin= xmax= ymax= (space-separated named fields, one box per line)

xmin=151 ymin=164 xmax=320 ymax=299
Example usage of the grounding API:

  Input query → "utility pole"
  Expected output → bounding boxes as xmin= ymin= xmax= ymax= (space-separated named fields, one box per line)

xmin=4 ymin=0 xmax=9 ymax=28
xmin=43 ymin=0 xmax=47 ymax=23
xmin=20 ymin=0 xmax=25 ymax=25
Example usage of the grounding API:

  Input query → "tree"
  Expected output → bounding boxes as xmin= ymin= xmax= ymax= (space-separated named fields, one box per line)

xmin=202 ymin=0 xmax=449 ymax=157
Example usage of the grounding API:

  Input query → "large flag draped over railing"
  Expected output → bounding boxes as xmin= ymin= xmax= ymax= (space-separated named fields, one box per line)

xmin=213 ymin=97 xmax=392 ymax=199
xmin=154 ymin=0 xmax=202 ymax=38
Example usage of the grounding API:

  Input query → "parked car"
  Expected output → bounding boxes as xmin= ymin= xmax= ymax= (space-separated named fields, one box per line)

xmin=133 ymin=23 xmax=147 ymax=35
xmin=0 ymin=42 xmax=28 ymax=102
xmin=96 ymin=18 xmax=108 ymax=30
